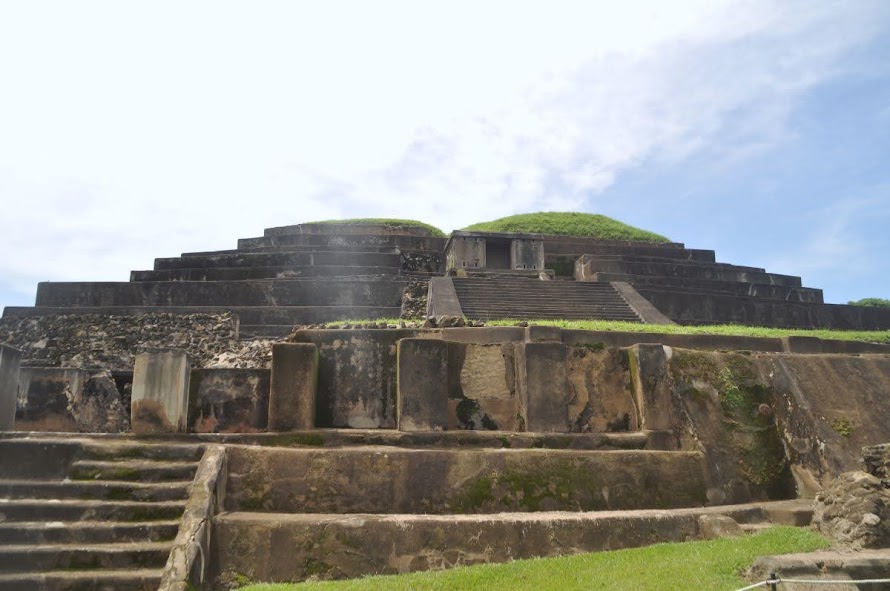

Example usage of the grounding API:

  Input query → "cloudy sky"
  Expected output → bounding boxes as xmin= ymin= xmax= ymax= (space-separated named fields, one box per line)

xmin=1 ymin=0 xmax=889 ymax=309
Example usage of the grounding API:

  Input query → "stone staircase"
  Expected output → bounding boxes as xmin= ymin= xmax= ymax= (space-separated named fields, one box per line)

xmin=0 ymin=438 xmax=203 ymax=591
xmin=209 ymin=432 xmax=813 ymax=585
xmin=452 ymin=277 xmax=643 ymax=321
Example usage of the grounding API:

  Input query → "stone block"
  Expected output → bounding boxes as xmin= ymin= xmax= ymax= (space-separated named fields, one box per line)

xmin=629 ymin=344 xmax=674 ymax=431
xmin=397 ymin=339 xmax=449 ymax=431
xmin=525 ymin=325 xmax=563 ymax=342
xmin=0 ymin=344 xmax=22 ymax=431
xmin=190 ymin=368 xmax=271 ymax=433
xmin=131 ymin=348 xmax=191 ymax=434
xmin=268 ymin=344 xmax=317 ymax=431
xmin=698 ymin=514 xmax=743 ymax=539
xmin=566 ymin=346 xmax=638 ymax=433
xmin=288 ymin=330 xmax=425 ymax=429
xmin=511 ymin=238 xmax=544 ymax=270
xmin=515 ymin=342 xmax=570 ymax=432
xmin=447 ymin=342 xmax=521 ymax=430
xmin=445 ymin=235 xmax=485 ymax=270
xmin=16 ymin=368 xmax=88 ymax=432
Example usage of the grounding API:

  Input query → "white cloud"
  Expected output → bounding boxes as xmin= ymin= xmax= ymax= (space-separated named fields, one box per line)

xmin=0 ymin=1 xmax=887 ymax=305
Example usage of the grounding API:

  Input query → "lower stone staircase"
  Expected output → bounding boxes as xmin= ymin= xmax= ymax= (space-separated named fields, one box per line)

xmin=452 ymin=277 xmax=643 ymax=321
xmin=0 ymin=439 xmax=203 ymax=591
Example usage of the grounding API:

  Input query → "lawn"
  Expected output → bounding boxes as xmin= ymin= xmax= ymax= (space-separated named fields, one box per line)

xmin=462 ymin=212 xmax=670 ymax=243
xmin=237 ymin=526 xmax=828 ymax=591
xmin=308 ymin=218 xmax=446 ymax=237
xmin=323 ymin=318 xmax=890 ymax=344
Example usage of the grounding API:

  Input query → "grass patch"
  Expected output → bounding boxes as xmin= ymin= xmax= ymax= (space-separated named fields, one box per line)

xmin=462 ymin=212 xmax=670 ymax=243
xmin=236 ymin=526 xmax=828 ymax=591
xmin=484 ymin=319 xmax=890 ymax=344
xmin=315 ymin=318 xmax=890 ymax=344
xmin=307 ymin=218 xmax=445 ymax=237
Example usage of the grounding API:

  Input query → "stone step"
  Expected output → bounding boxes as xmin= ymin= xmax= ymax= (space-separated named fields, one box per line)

xmin=238 ymin=324 xmax=299 ymax=339
xmin=0 ymin=499 xmax=186 ymax=522
xmin=588 ymin=273 xmax=824 ymax=303
xmin=0 ymin=480 xmax=191 ymax=502
xmin=577 ymin=258 xmax=802 ymax=287
xmin=579 ymin=254 xmax=765 ymax=272
xmin=69 ymin=460 xmax=198 ymax=482
xmin=35 ymin=278 xmax=406 ymax=308
xmin=0 ymin=520 xmax=180 ymax=545
xmin=212 ymin=500 xmax=811 ymax=584
xmin=223 ymin=447 xmax=707 ymax=514
xmin=460 ymin=310 xmax=642 ymax=321
xmin=543 ymin=243 xmax=715 ymax=262
xmin=155 ymin=250 xmax=400 ymax=270
xmin=237 ymin=233 xmax=447 ymax=251
xmin=183 ymin=243 xmax=400 ymax=256
xmin=0 ymin=569 xmax=162 ymax=591
xmin=0 ymin=542 xmax=171 ymax=573
xmin=78 ymin=441 xmax=204 ymax=463
xmin=2 ymin=305 xmax=403 ymax=326
xmin=131 ymin=264 xmax=401 ymax=282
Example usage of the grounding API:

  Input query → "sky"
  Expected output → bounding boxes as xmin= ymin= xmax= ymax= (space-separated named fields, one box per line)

xmin=1 ymin=0 xmax=889 ymax=309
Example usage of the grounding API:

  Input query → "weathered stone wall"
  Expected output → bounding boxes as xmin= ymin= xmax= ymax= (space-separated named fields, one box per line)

xmin=0 ymin=313 xmax=239 ymax=370
xmin=223 ymin=446 xmax=707 ymax=514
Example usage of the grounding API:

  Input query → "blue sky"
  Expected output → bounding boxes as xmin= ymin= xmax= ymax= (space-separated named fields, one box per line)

xmin=1 ymin=0 xmax=889 ymax=309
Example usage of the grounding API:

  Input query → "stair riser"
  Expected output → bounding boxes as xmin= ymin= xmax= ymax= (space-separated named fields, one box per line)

xmin=0 ymin=573 xmax=161 ymax=591
xmin=0 ymin=523 xmax=179 ymax=545
xmin=0 ymin=482 xmax=190 ymax=502
xmin=0 ymin=503 xmax=185 ymax=522
xmin=69 ymin=463 xmax=198 ymax=482
xmin=0 ymin=548 xmax=170 ymax=573
xmin=155 ymin=251 xmax=400 ymax=269
xmin=3 ymin=306 xmax=402 ymax=325
xmin=80 ymin=444 xmax=204 ymax=462
xmin=132 ymin=265 xmax=399 ymax=282
xmin=35 ymin=280 xmax=406 ymax=308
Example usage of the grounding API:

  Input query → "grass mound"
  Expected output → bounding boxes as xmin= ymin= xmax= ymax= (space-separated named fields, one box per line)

xmin=308 ymin=218 xmax=445 ymax=237
xmin=462 ymin=212 xmax=670 ymax=243
xmin=237 ymin=526 xmax=828 ymax=591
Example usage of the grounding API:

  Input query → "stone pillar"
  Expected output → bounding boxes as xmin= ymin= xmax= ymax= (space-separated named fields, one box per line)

xmin=397 ymin=339 xmax=449 ymax=431
xmin=628 ymin=344 xmax=674 ymax=431
xmin=0 ymin=344 xmax=22 ymax=431
xmin=131 ymin=348 xmax=191 ymax=434
xmin=268 ymin=343 xmax=318 ymax=431
xmin=515 ymin=342 xmax=569 ymax=432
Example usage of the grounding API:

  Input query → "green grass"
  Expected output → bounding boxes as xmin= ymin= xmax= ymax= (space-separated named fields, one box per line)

xmin=462 ymin=212 xmax=670 ymax=243
xmin=848 ymin=297 xmax=890 ymax=308
xmin=320 ymin=318 xmax=890 ymax=344
xmin=237 ymin=526 xmax=828 ymax=591
xmin=484 ymin=318 xmax=890 ymax=344
xmin=307 ymin=218 xmax=445 ymax=237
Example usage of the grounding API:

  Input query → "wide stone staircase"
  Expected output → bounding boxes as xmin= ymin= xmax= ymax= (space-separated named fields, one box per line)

xmin=452 ymin=277 xmax=643 ymax=321
xmin=0 ymin=438 xmax=203 ymax=591
xmin=2 ymin=224 xmax=447 ymax=339
xmin=210 ymin=432 xmax=814 ymax=585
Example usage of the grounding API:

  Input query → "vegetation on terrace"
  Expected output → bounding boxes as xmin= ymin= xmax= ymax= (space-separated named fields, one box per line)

xmin=462 ymin=212 xmax=671 ymax=243
xmin=848 ymin=297 xmax=890 ymax=308
xmin=237 ymin=526 xmax=828 ymax=591
xmin=308 ymin=218 xmax=446 ymax=237
xmin=323 ymin=318 xmax=890 ymax=344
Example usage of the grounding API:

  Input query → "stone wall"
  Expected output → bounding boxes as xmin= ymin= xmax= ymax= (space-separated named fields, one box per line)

xmin=0 ymin=313 xmax=239 ymax=371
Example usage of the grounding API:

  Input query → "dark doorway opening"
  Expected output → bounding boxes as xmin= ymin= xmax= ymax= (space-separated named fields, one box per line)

xmin=486 ymin=239 xmax=511 ymax=269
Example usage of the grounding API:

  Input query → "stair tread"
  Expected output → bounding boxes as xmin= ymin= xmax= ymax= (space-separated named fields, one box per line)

xmin=0 ymin=568 xmax=162 ymax=579
xmin=0 ymin=541 xmax=172 ymax=552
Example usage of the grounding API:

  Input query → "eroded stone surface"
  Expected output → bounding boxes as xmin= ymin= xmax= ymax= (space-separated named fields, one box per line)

xmin=813 ymin=470 xmax=890 ymax=549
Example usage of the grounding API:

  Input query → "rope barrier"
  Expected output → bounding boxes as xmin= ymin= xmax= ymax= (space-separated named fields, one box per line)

xmin=734 ymin=575 xmax=890 ymax=589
